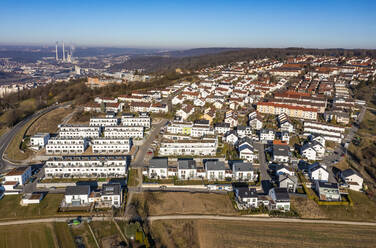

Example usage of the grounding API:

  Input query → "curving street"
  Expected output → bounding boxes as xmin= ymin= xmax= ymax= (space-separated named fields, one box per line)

xmin=0 ymin=103 xmax=69 ymax=173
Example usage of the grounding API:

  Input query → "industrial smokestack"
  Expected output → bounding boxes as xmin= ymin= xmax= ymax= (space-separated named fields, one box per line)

xmin=62 ymin=41 xmax=65 ymax=62
xmin=55 ymin=41 xmax=59 ymax=61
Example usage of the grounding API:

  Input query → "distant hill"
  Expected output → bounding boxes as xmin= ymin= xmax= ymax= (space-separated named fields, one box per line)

xmin=111 ymin=47 xmax=376 ymax=73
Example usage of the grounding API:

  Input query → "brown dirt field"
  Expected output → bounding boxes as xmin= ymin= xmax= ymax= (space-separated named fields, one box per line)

xmin=291 ymin=196 xmax=327 ymax=219
xmin=132 ymin=192 xmax=236 ymax=217
xmin=151 ymin=219 xmax=376 ymax=248
xmin=26 ymin=107 xmax=73 ymax=135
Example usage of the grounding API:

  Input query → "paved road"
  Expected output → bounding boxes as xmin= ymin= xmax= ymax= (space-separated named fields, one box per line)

xmin=131 ymin=119 xmax=168 ymax=168
xmin=321 ymin=105 xmax=367 ymax=182
xmin=254 ymin=142 xmax=272 ymax=194
xmin=0 ymin=104 xmax=66 ymax=173
xmin=1 ymin=215 xmax=376 ymax=227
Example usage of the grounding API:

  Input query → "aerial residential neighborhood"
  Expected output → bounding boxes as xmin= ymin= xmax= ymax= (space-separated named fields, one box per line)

xmin=1 ymin=1 xmax=376 ymax=247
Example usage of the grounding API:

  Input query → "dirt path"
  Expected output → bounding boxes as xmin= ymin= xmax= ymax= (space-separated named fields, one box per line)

xmin=1 ymin=215 xmax=376 ymax=227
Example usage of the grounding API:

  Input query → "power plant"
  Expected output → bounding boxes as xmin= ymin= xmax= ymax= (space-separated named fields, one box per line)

xmin=55 ymin=41 xmax=74 ymax=63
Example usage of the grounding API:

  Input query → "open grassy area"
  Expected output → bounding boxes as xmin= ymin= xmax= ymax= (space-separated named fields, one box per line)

xmin=292 ymin=190 xmax=376 ymax=222
xmin=90 ymin=220 xmax=124 ymax=247
xmin=53 ymin=223 xmax=75 ymax=247
xmin=69 ymin=222 xmax=97 ymax=248
xmin=0 ymin=194 xmax=63 ymax=220
xmin=132 ymin=192 xmax=236 ymax=217
xmin=151 ymin=219 xmax=376 ymax=248
xmin=26 ymin=107 xmax=73 ymax=136
xmin=127 ymin=168 xmax=140 ymax=187
xmin=0 ymin=223 xmax=56 ymax=248
xmin=4 ymin=116 xmax=37 ymax=161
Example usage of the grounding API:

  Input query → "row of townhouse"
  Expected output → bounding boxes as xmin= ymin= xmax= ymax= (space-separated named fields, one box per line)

xmin=166 ymin=120 xmax=214 ymax=137
xmin=158 ymin=138 xmax=218 ymax=156
xmin=64 ymin=183 xmax=123 ymax=208
xmin=121 ymin=112 xmax=151 ymax=128
xmin=129 ymin=102 xmax=168 ymax=113
xmin=58 ymin=125 xmax=101 ymax=138
xmin=103 ymin=126 xmax=144 ymax=139
xmin=46 ymin=137 xmax=89 ymax=154
xmin=257 ymin=102 xmax=318 ymax=120
xmin=303 ymin=121 xmax=345 ymax=143
xmin=44 ymin=155 xmax=128 ymax=178
xmin=91 ymin=137 xmax=132 ymax=154
xmin=145 ymin=158 xmax=258 ymax=181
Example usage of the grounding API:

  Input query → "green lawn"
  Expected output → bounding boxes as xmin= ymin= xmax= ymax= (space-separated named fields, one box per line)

xmin=0 ymin=194 xmax=63 ymax=220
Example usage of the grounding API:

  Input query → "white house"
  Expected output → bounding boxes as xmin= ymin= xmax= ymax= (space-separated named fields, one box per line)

xmin=65 ymin=185 xmax=90 ymax=206
xmin=238 ymin=144 xmax=256 ymax=162
xmin=308 ymin=163 xmax=329 ymax=182
xmin=301 ymin=145 xmax=318 ymax=161
xmin=232 ymin=162 xmax=255 ymax=181
xmin=235 ymin=187 xmax=258 ymax=208
xmin=259 ymin=129 xmax=275 ymax=142
xmin=341 ymin=169 xmax=363 ymax=191
xmin=101 ymin=183 xmax=122 ymax=208
xmin=215 ymin=123 xmax=231 ymax=134
xmin=269 ymin=187 xmax=290 ymax=211
xmin=148 ymin=158 xmax=168 ymax=178
xmin=224 ymin=131 xmax=239 ymax=145
xmin=30 ymin=133 xmax=50 ymax=150
xmin=4 ymin=166 xmax=32 ymax=186
xmin=177 ymin=160 xmax=197 ymax=180
xmin=205 ymin=161 xmax=226 ymax=180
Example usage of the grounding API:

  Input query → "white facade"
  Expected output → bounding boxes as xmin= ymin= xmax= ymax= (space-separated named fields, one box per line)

xmin=159 ymin=139 xmax=217 ymax=156
xmin=59 ymin=125 xmax=101 ymax=138
xmin=89 ymin=117 xmax=119 ymax=127
xmin=103 ymin=126 xmax=144 ymax=139
xmin=44 ymin=156 xmax=128 ymax=178
xmin=30 ymin=133 xmax=50 ymax=149
xmin=121 ymin=114 xmax=151 ymax=128
xmin=92 ymin=138 xmax=132 ymax=153
xmin=4 ymin=167 xmax=32 ymax=186
xmin=46 ymin=137 xmax=88 ymax=154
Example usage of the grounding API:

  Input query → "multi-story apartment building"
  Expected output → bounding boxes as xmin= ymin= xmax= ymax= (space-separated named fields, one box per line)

xmin=46 ymin=137 xmax=88 ymax=154
xmin=121 ymin=113 xmax=151 ymax=128
xmin=91 ymin=138 xmax=132 ymax=154
xmin=103 ymin=126 xmax=144 ymax=139
xmin=89 ymin=117 xmax=119 ymax=127
xmin=191 ymin=124 xmax=215 ymax=137
xmin=58 ymin=125 xmax=101 ymax=138
xmin=159 ymin=138 xmax=217 ymax=156
xmin=44 ymin=155 xmax=128 ymax=178
xmin=303 ymin=121 xmax=345 ymax=143
xmin=257 ymin=102 xmax=318 ymax=120
xmin=166 ymin=121 xmax=193 ymax=135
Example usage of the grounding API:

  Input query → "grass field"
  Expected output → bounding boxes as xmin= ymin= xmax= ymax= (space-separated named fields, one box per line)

xmin=5 ymin=116 xmax=37 ymax=161
xmin=0 ymin=223 xmax=56 ymax=248
xmin=151 ymin=219 xmax=376 ymax=248
xmin=0 ymin=194 xmax=62 ymax=220
xmin=26 ymin=107 xmax=73 ymax=136
xmin=70 ymin=222 xmax=98 ymax=248
xmin=90 ymin=220 xmax=123 ymax=247
xmin=132 ymin=192 xmax=236 ymax=217
xmin=53 ymin=223 xmax=75 ymax=247
xmin=292 ymin=191 xmax=376 ymax=222
xmin=127 ymin=168 xmax=140 ymax=187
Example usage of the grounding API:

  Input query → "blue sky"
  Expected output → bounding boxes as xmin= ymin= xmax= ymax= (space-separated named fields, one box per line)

xmin=0 ymin=0 xmax=375 ymax=49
